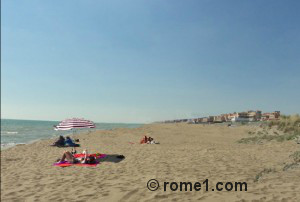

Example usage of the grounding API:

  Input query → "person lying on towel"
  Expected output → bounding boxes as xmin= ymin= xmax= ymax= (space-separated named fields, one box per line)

xmin=57 ymin=150 xmax=96 ymax=164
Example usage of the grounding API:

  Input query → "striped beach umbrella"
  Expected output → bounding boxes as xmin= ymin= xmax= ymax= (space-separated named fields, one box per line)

xmin=54 ymin=118 xmax=96 ymax=131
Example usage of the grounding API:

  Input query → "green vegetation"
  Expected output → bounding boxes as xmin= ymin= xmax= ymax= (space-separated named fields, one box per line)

xmin=249 ymin=116 xmax=300 ymax=179
xmin=283 ymin=162 xmax=298 ymax=171
xmin=254 ymin=168 xmax=275 ymax=182
xmin=290 ymin=151 xmax=300 ymax=163
xmin=269 ymin=114 xmax=300 ymax=132
xmin=283 ymin=151 xmax=300 ymax=171
xmin=239 ymin=115 xmax=300 ymax=144
xmin=254 ymin=150 xmax=300 ymax=180
xmin=237 ymin=134 xmax=297 ymax=144
xmin=257 ymin=131 xmax=263 ymax=136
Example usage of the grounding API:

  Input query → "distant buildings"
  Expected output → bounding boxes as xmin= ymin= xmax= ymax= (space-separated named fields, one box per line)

xmin=261 ymin=111 xmax=280 ymax=120
xmin=162 ymin=110 xmax=280 ymax=124
xmin=230 ymin=110 xmax=262 ymax=122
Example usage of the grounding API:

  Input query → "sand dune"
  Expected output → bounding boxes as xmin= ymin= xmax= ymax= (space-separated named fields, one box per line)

xmin=1 ymin=123 xmax=299 ymax=201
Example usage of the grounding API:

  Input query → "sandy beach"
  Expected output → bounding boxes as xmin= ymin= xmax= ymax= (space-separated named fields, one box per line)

xmin=1 ymin=123 xmax=300 ymax=202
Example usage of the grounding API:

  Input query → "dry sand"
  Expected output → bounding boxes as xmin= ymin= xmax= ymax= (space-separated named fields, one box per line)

xmin=1 ymin=123 xmax=300 ymax=202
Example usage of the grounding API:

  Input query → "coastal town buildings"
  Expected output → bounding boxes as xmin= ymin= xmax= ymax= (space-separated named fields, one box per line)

xmin=163 ymin=110 xmax=280 ymax=124
xmin=262 ymin=111 xmax=280 ymax=120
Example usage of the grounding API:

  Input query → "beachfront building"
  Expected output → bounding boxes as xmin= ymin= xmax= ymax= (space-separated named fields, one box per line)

xmin=187 ymin=119 xmax=195 ymax=124
xmin=208 ymin=116 xmax=214 ymax=123
xmin=200 ymin=117 xmax=209 ymax=123
xmin=231 ymin=112 xmax=251 ymax=122
xmin=197 ymin=116 xmax=214 ymax=123
xmin=227 ymin=113 xmax=237 ymax=121
xmin=220 ymin=114 xmax=231 ymax=122
xmin=247 ymin=110 xmax=262 ymax=121
xmin=231 ymin=112 xmax=250 ymax=122
xmin=262 ymin=111 xmax=280 ymax=120
xmin=229 ymin=110 xmax=262 ymax=122
xmin=213 ymin=116 xmax=225 ymax=123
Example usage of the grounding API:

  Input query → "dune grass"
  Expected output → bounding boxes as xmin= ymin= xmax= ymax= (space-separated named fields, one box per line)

xmin=254 ymin=150 xmax=300 ymax=181
xmin=290 ymin=151 xmax=300 ymax=163
xmin=269 ymin=114 xmax=300 ymax=131
xmin=283 ymin=151 xmax=300 ymax=171
xmin=254 ymin=168 xmax=275 ymax=182
xmin=239 ymin=115 xmax=300 ymax=144
xmin=249 ymin=115 xmax=300 ymax=179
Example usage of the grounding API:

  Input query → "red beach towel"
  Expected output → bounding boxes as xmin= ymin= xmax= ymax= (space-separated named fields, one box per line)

xmin=54 ymin=161 xmax=99 ymax=167
xmin=53 ymin=153 xmax=106 ymax=167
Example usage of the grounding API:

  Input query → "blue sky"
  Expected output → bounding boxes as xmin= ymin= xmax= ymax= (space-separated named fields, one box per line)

xmin=2 ymin=0 xmax=300 ymax=123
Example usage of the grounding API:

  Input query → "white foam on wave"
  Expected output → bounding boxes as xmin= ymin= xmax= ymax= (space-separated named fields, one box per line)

xmin=1 ymin=131 xmax=19 ymax=135
xmin=1 ymin=142 xmax=17 ymax=146
xmin=1 ymin=142 xmax=19 ymax=150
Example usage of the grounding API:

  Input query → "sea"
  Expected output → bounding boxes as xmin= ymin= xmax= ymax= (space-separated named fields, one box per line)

xmin=1 ymin=119 xmax=143 ymax=150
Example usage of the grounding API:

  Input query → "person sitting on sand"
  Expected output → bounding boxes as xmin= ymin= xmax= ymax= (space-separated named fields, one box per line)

xmin=64 ymin=136 xmax=80 ymax=147
xmin=52 ymin=136 xmax=65 ymax=147
xmin=147 ymin=137 xmax=156 ymax=144
xmin=140 ymin=136 xmax=148 ymax=144
xmin=147 ymin=137 xmax=159 ymax=144
xmin=147 ymin=137 xmax=153 ymax=144
xmin=57 ymin=150 xmax=96 ymax=164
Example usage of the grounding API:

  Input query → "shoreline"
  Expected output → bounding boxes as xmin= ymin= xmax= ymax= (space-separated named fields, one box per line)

xmin=1 ymin=123 xmax=144 ymax=151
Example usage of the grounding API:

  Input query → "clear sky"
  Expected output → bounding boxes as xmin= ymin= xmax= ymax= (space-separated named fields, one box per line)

xmin=2 ymin=0 xmax=300 ymax=123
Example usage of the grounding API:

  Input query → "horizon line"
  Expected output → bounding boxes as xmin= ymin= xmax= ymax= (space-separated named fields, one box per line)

xmin=0 ymin=118 xmax=146 ymax=125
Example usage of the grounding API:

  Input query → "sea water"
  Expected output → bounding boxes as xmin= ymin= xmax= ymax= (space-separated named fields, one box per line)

xmin=1 ymin=119 xmax=143 ymax=149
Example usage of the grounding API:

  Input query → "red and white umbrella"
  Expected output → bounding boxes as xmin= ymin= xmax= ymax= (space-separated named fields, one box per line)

xmin=54 ymin=118 xmax=96 ymax=131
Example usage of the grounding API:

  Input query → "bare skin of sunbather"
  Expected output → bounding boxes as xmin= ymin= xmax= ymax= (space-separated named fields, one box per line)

xmin=58 ymin=151 xmax=94 ymax=164
xmin=58 ymin=151 xmax=79 ymax=163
